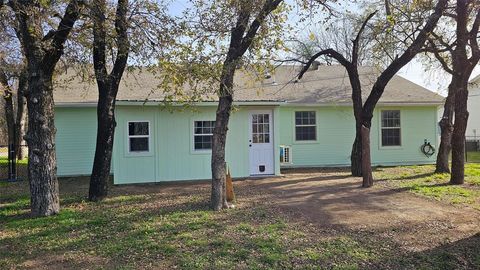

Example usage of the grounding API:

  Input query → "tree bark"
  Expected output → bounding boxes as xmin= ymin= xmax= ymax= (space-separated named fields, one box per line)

xmin=89 ymin=82 xmax=117 ymax=201
xmin=436 ymin=82 xmax=456 ymax=173
xmin=361 ymin=125 xmax=373 ymax=187
xmin=15 ymin=71 xmax=27 ymax=160
xmin=210 ymin=0 xmax=283 ymax=210
xmin=449 ymin=0 xmax=480 ymax=185
xmin=89 ymin=0 xmax=129 ymax=201
xmin=211 ymin=60 xmax=235 ymax=210
xmin=8 ymin=0 xmax=83 ymax=216
xmin=450 ymin=82 xmax=469 ymax=184
xmin=211 ymin=94 xmax=232 ymax=210
xmin=3 ymin=85 xmax=16 ymax=179
xmin=351 ymin=127 xmax=363 ymax=176
xmin=26 ymin=73 xmax=60 ymax=216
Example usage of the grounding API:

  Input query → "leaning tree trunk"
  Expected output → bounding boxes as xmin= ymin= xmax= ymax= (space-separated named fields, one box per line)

xmin=450 ymin=81 xmax=469 ymax=184
xmin=26 ymin=73 xmax=60 ymax=216
xmin=211 ymin=93 xmax=233 ymax=211
xmin=15 ymin=72 xmax=27 ymax=160
xmin=436 ymin=81 xmax=456 ymax=173
xmin=361 ymin=125 xmax=373 ymax=187
xmin=89 ymin=81 xmax=117 ymax=201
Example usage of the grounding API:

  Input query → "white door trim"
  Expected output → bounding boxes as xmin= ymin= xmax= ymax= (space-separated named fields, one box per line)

xmin=248 ymin=110 xmax=275 ymax=175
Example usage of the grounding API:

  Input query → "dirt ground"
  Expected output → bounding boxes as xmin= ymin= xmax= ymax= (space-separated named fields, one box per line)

xmin=55 ymin=167 xmax=480 ymax=253
xmin=247 ymin=168 xmax=480 ymax=252
xmin=3 ymin=167 xmax=480 ymax=269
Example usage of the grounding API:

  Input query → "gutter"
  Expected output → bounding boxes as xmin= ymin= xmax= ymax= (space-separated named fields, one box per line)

xmin=54 ymin=100 xmax=443 ymax=108
xmin=55 ymin=100 xmax=287 ymax=107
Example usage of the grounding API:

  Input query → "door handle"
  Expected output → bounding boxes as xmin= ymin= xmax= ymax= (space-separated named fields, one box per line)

xmin=249 ymin=144 xmax=252 ymax=147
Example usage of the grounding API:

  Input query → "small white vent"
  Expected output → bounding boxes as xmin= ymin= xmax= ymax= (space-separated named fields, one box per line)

xmin=280 ymin=145 xmax=292 ymax=164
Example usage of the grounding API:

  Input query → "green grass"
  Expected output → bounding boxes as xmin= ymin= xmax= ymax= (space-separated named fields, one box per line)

xmin=374 ymin=164 xmax=480 ymax=208
xmin=467 ymin=151 xmax=480 ymax=163
xmin=1 ymin=174 xmax=479 ymax=269
xmin=0 ymin=156 xmax=28 ymax=165
xmin=0 ymin=188 xmax=384 ymax=269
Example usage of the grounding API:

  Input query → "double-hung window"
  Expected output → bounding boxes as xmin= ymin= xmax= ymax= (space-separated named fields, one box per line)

xmin=295 ymin=111 xmax=317 ymax=141
xmin=128 ymin=121 xmax=150 ymax=153
xmin=194 ymin=121 xmax=215 ymax=150
xmin=381 ymin=110 xmax=401 ymax=146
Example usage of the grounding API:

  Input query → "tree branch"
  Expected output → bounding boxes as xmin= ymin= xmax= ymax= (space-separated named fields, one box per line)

xmin=469 ymin=8 xmax=480 ymax=63
xmin=111 ymin=0 xmax=129 ymax=79
xmin=427 ymin=39 xmax=453 ymax=74
xmin=297 ymin=48 xmax=350 ymax=80
xmin=42 ymin=0 xmax=83 ymax=73
xmin=238 ymin=0 xmax=283 ymax=56
xmin=92 ymin=0 xmax=108 ymax=82
xmin=362 ymin=0 xmax=448 ymax=117
xmin=352 ymin=11 xmax=377 ymax=66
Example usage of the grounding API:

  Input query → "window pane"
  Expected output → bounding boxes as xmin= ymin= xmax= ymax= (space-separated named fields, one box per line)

xmin=381 ymin=128 xmax=401 ymax=146
xmin=194 ymin=135 xmax=213 ymax=150
xmin=381 ymin=110 xmax=400 ymax=128
xmin=295 ymin=111 xmax=316 ymax=125
xmin=129 ymin=122 xmax=149 ymax=136
xmin=295 ymin=111 xmax=316 ymax=140
xmin=296 ymin=126 xmax=316 ymax=141
xmin=194 ymin=121 xmax=215 ymax=135
xmin=130 ymin=137 xmax=149 ymax=152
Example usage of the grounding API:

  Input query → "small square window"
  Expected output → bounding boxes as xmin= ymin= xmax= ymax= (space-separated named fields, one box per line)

xmin=128 ymin=121 xmax=150 ymax=153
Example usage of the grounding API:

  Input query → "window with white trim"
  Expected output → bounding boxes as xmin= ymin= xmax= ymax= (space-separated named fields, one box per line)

xmin=128 ymin=121 xmax=150 ymax=152
xmin=381 ymin=110 xmax=401 ymax=146
xmin=295 ymin=111 xmax=316 ymax=141
xmin=194 ymin=121 xmax=215 ymax=150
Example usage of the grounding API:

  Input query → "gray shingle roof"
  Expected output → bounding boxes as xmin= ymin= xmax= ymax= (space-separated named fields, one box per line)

xmin=53 ymin=65 xmax=444 ymax=105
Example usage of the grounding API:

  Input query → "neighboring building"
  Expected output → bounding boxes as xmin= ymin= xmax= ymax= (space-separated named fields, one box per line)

xmin=467 ymin=75 xmax=480 ymax=140
xmin=53 ymin=65 xmax=444 ymax=184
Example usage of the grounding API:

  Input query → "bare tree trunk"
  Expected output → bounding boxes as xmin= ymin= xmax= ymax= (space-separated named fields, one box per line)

xmin=211 ymin=52 xmax=237 ymax=210
xmin=3 ymin=86 xmax=15 ymax=155
xmin=26 ymin=73 xmax=60 ymax=216
xmin=88 ymin=0 xmax=129 ymax=201
xmin=436 ymin=85 xmax=455 ymax=173
xmin=351 ymin=127 xmax=362 ymax=176
xmin=361 ymin=125 xmax=373 ymax=187
xmin=209 ymin=0 xmax=283 ymax=210
xmin=15 ymin=71 xmax=27 ymax=160
xmin=211 ymin=76 xmax=234 ymax=211
xmin=450 ymin=81 xmax=469 ymax=184
xmin=89 ymin=86 xmax=116 ymax=201
xmin=8 ymin=0 xmax=83 ymax=216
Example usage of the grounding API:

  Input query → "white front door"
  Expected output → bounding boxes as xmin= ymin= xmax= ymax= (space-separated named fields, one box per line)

xmin=249 ymin=111 xmax=274 ymax=175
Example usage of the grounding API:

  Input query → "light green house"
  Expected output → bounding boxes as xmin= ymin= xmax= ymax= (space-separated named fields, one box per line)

xmin=54 ymin=66 xmax=443 ymax=184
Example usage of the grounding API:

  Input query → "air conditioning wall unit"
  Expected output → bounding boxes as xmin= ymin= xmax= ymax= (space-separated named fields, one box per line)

xmin=280 ymin=145 xmax=292 ymax=164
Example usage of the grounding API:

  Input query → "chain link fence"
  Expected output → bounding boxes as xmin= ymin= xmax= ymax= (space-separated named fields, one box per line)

xmin=0 ymin=144 xmax=28 ymax=181
xmin=466 ymin=136 xmax=480 ymax=163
